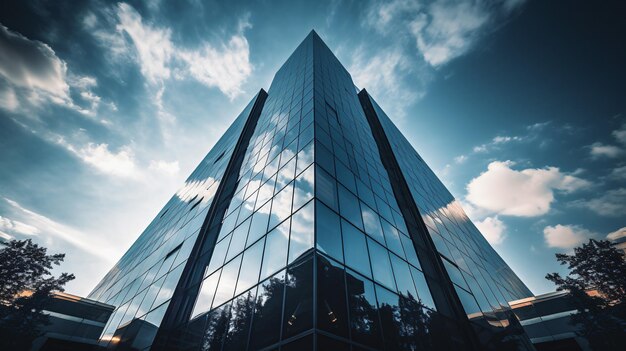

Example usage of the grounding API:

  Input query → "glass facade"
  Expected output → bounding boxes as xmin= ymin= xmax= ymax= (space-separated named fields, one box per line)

xmin=90 ymin=31 xmax=534 ymax=351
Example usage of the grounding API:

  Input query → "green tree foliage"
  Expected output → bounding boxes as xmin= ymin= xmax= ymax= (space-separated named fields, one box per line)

xmin=0 ymin=239 xmax=75 ymax=350
xmin=546 ymin=239 xmax=626 ymax=350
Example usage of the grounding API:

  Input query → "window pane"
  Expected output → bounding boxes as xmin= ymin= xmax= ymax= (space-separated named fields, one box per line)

xmin=222 ymin=291 xmax=256 ymax=351
xmin=346 ymin=269 xmax=383 ymax=348
xmin=283 ymin=256 xmax=313 ymax=339
xmin=288 ymin=200 xmax=314 ymax=264
xmin=207 ymin=237 xmax=229 ymax=275
xmin=235 ymin=239 xmax=264 ymax=295
xmin=247 ymin=203 xmax=270 ymax=246
xmin=317 ymin=254 xmax=349 ymax=338
xmin=249 ymin=271 xmax=285 ymax=349
xmin=201 ymin=303 xmax=231 ymax=351
xmin=410 ymin=266 xmax=436 ymax=310
xmin=368 ymin=239 xmax=396 ymax=290
xmin=389 ymin=254 xmax=418 ymax=299
xmin=338 ymin=185 xmax=363 ymax=230
xmin=316 ymin=202 xmax=343 ymax=262
xmin=455 ymin=285 xmax=481 ymax=316
xmin=152 ymin=264 xmax=183 ymax=308
xmin=316 ymin=166 xmax=338 ymax=211
xmin=362 ymin=203 xmax=384 ymax=244
xmin=342 ymin=219 xmax=371 ymax=278
xmin=293 ymin=165 xmax=314 ymax=211
xmin=191 ymin=270 xmax=220 ymax=319
xmin=260 ymin=222 xmax=289 ymax=281
xmin=225 ymin=217 xmax=250 ymax=261
xmin=381 ymin=219 xmax=403 ymax=257
xmin=213 ymin=255 xmax=242 ymax=308
xmin=375 ymin=285 xmax=402 ymax=351
xmin=400 ymin=234 xmax=421 ymax=269
xmin=269 ymin=182 xmax=293 ymax=230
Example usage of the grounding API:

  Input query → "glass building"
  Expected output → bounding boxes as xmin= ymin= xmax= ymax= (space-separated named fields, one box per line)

xmin=89 ymin=31 xmax=534 ymax=351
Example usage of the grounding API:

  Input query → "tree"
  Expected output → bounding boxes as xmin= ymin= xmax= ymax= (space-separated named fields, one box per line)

xmin=0 ymin=239 xmax=75 ymax=350
xmin=546 ymin=239 xmax=626 ymax=351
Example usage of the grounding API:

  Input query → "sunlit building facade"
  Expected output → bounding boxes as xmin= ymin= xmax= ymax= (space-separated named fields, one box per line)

xmin=89 ymin=31 xmax=534 ymax=351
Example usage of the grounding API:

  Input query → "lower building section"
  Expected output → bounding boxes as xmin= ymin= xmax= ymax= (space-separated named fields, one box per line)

xmin=510 ymin=291 xmax=589 ymax=351
xmin=30 ymin=292 xmax=114 ymax=351
xmin=160 ymin=252 xmax=470 ymax=351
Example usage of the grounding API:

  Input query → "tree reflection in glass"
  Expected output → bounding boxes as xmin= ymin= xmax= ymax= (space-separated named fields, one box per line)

xmin=249 ymin=270 xmax=285 ymax=349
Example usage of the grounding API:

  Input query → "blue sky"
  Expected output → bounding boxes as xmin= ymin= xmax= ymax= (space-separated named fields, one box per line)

xmin=0 ymin=0 xmax=624 ymax=297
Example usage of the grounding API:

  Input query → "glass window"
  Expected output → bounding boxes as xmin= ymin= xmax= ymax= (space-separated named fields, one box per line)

xmin=222 ymin=291 xmax=256 ymax=351
xmin=207 ymin=237 xmax=229 ymax=275
xmin=375 ymin=285 xmax=403 ymax=350
xmin=249 ymin=271 xmax=285 ymax=349
xmin=235 ymin=239 xmax=264 ymax=295
xmin=443 ymin=259 xmax=468 ymax=290
xmin=381 ymin=219 xmax=403 ymax=257
xmin=400 ymin=234 xmax=421 ymax=269
xmin=368 ymin=239 xmax=396 ymax=290
xmin=213 ymin=254 xmax=242 ymax=308
xmin=317 ymin=335 xmax=350 ymax=350
xmin=296 ymin=141 xmax=313 ymax=175
xmin=389 ymin=254 xmax=418 ymax=299
xmin=317 ymin=255 xmax=349 ymax=338
xmin=288 ymin=200 xmax=314 ymax=264
xmin=260 ymin=222 xmax=289 ymax=281
xmin=316 ymin=141 xmax=335 ymax=176
xmin=410 ymin=266 xmax=436 ymax=310
xmin=191 ymin=270 xmax=220 ymax=319
xmin=361 ymin=203 xmax=384 ymax=243
xmin=152 ymin=264 xmax=183 ymax=308
xmin=316 ymin=202 xmax=343 ymax=262
xmin=247 ymin=205 xmax=270 ymax=247
xmin=283 ymin=257 xmax=313 ymax=338
xmin=342 ymin=219 xmax=371 ymax=278
xmin=455 ymin=285 xmax=481 ymax=316
xmin=346 ymin=269 xmax=382 ymax=348
xmin=136 ymin=276 xmax=164 ymax=318
xmin=293 ymin=165 xmax=314 ymax=211
xmin=335 ymin=160 xmax=356 ymax=194
xmin=269 ymin=182 xmax=293 ymax=230
xmin=338 ymin=185 xmax=363 ymax=230
xmin=281 ymin=334 xmax=313 ymax=351
xmin=201 ymin=303 xmax=231 ymax=351
xmin=225 ymin=217 xmax=250 ymax=261
xmin=316 ymin=166 xmax=338 ymax=211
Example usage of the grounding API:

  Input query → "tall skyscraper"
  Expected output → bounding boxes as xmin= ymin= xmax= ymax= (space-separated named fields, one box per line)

xmin=89 ymin=31 xmax=534 ymax=351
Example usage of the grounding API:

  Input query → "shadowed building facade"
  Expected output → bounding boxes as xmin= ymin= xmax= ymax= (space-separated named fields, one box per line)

xmin=88 ymin=31 xmax=534 ymax=351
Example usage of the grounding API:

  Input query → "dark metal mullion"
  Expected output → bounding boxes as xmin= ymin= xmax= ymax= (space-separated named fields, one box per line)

xmin=152 ymin=89 xmax=268 ymax=350
xmin=357 ymin=89 xmax=481 ymax=351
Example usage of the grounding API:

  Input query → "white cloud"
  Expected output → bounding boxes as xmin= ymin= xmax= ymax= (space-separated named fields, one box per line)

xmin=589 ymin=142 xmax=623 ymax=159
xmin=0 ymin=215 xmax=40 ymax=236
xmin=0 ymin=24 xmax=71 ymax=106
xmin=543 ymin=224 xmax=592 ymax=249
xmin=571 ymin=188 xmax=626 ymax=217
xmin=115 ymin=3 xmax=252 ymax=99
xmin=2 ymin=198 xmax=116 ymax=261
xmin=178 ymin=20 xmax=252 ymax=100
xmin=454 ymin=155 xmax=467 ymax=164
xmin=365 ymin=0 xmax=525 ymax=67
xmin=607 ymin=227 xmax=626 ymax=241
xmin=612 ymin=123 xmax=626 ymax=144
xmin=409 ymin=1 xmax=489 ymax=67
xmin=56 ymin=137 xmax=139 ymax=179
xmin=609 ymin=165 xmax=626 ymax=180
xmin=116 ymin=3 xmax=173 ymax=82
xmin=349 ymin=47 xmax=420 ymax=119
xmin=474 ymin=216 xmax=506 ymax=245
xmin=76 ymin=143 xmax=138 ymax=178
xmin=0 ymin=24 xmax=105 ymax=116
xmin=466 ymin=161 xmax=590 ymax=217
xmin=149 ymin=160 xmax=180 ymax=175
